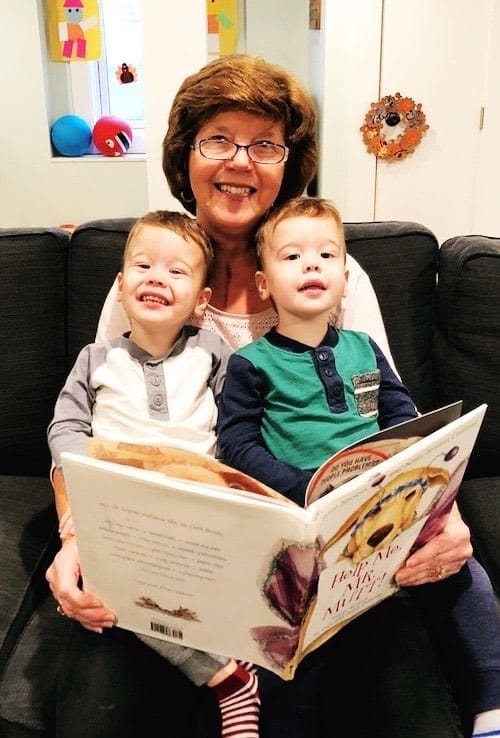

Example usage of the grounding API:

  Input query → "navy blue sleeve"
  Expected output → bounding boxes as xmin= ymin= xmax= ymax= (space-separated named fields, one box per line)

xmin=217 ymin=353 xmax=313 ymax=506
xmin=369 ymin=338 xmax=418 ymax=427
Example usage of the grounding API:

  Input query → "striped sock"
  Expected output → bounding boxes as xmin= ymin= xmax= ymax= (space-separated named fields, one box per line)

xmin=211 ymin=664 xmax=260 ymax=738
xmin=236 ymin=660 xmax=258 ymax=675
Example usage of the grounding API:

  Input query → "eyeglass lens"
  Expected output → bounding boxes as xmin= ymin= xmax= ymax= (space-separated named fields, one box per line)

xmin=196 ymin=139 xmax=287 ymax=164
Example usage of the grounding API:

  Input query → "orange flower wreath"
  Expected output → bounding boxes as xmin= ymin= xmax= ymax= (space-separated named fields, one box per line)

xmin=360 ymin=92 xmax=429 ymax=162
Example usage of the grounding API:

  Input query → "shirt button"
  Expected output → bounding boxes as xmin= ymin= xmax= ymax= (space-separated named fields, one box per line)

xmin=150 ymin=376 xmax=160 ymax=386
xmin=333 ymin=385 xmax=343 ymax=398
xmin=325 ymin=368 xmax=334 ymax=377
xmin=317 ymin=352 xmax=328 ymax=361
xmin=153 ymin=394 xmax=163 ymax=407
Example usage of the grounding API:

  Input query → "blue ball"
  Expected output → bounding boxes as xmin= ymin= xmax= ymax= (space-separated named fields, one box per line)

xmin=50 ymin=115 xmax=92 ymax=157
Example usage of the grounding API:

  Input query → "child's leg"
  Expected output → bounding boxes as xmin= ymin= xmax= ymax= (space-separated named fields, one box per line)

xmin=137 ymin=633 xmax=259 ymax=737
xmin=409 ymin=557 xmax=500 ymax=733
xmin=138 ymin=632 xmax=228 ymax=684
xmin=208 ymin=660 xmax=260 ymax=738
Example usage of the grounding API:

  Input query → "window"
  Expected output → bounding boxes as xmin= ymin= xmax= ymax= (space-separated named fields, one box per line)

xmin=45 ymin=0 xmax=145 ymax=156
xmin=97 ymin=0 xmax=145 ymax=146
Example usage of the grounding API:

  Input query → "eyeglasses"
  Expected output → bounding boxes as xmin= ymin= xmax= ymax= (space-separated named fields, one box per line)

xmin=191 ymin=138 xmax=289 ymax=165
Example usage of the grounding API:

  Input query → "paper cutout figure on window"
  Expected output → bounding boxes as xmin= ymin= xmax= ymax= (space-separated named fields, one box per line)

xmin=206 ymin=0 xmax=238 ymax=57
xmin=115 ymin=63 xmax=137 ymax=85
xmin=46 ymin=0 xmax=101 ymax=62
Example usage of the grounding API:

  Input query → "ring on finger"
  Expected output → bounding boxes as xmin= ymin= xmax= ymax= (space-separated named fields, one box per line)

xmin=428 ymin=560 xmax=445 ymax=580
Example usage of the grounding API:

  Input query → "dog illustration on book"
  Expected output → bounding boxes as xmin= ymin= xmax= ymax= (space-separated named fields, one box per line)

xmin=326 ymin=465 xmax=450 ymax=564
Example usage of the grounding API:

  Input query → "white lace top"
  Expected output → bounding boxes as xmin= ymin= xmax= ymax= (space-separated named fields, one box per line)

xmin=189 ymin=305 xmax=277 ymax=352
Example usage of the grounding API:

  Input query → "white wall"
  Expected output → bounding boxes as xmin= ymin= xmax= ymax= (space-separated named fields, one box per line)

xmin=374 ymin=0 xmax=491 ymax=242
xmin=2 ymin=2 xmax=499 ymax=242
xmin=245 ymin=0 xmax=309 ymax=88
xmin=0 ymin=2 xmax=315 ymax=229
xmin=316 ymin=0 xmax=381 ymax=219
xmin=0 ymin=2 xmax=148 ymax=228
xmin=141 ymin=0 xmax=206 ymax=213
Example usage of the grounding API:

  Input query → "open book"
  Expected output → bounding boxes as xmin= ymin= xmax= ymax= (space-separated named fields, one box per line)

xmin=61 ymin=402 xmax=486 ymax=680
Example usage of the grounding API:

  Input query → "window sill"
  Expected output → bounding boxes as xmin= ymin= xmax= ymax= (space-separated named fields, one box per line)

xmin=51 ymin=153 xmax=146 ymax=163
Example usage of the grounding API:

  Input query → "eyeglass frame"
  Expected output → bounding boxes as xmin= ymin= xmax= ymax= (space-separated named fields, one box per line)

xmin=191 ymin=138 xmax=289 ymax=165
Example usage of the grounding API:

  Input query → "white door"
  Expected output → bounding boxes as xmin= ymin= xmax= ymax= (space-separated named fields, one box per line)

xmin=473 ymin=0 xmax=500 ymax=237
xmin=374 ymin=0 xmax=491 ymax=243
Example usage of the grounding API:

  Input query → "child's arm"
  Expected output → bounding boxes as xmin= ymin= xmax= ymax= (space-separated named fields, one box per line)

xmin=52 ymin=466 xmax=69 ymax=520
xmin=217 ymin=353 xmax=313 ymax=505
xmin=51 ymin=467 xmax=75 ymax=541
xmin=48 ymin=344 xmax=97 ymax=540
xmin=369 ymin=338 xmax=419 ymax=427
xmin=48 ymin=344 xmax=97 ymax=469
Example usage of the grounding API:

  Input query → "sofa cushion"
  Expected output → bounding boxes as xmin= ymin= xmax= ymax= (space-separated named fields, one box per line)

xmin=0 ymin=475 xmax=58 ymax=673
xmin=345 ymin=221 xmax=439 ymax=412
xmin=67 ymin=219 xmax=135 ymax=366
xmin=0 ymin=228 xmax=69 ymax=476
xmin=434 ymin=236 xmax=500 ymax=477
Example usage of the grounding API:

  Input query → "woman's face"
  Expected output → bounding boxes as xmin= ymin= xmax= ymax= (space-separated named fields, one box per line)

xmin=189 ymin=110 xmax=286 ymax=241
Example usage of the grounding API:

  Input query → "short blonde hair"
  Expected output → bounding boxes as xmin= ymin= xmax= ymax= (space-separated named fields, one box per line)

xmin=163 ymin=54 xmax=318 ymax=216
xmin=123 ymin=211 xmax=214 ymax=286
xmin=255 ymin=197 xmax=346 ymax=268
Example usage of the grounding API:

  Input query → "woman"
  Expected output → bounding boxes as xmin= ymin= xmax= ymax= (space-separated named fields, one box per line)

xmin=47 ymin=55 xmax=471 ymax=738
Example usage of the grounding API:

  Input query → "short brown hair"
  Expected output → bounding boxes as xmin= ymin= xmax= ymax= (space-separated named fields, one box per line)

xmin=163 ymin=54 xmax=318 ymax=216
xmin=123 ymin=211 xmax=214 ymax=286
xmin=255 ymin=197 xmax=346 ymax=268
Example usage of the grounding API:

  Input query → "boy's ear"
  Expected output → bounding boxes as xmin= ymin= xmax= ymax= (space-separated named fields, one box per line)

xmin=255 ymin=271 xmax=270 ymax=301
xmin=192 ymin=286 xmax=212 ymax=318
xmin=117 ymin=272 xmax=123 ymax=302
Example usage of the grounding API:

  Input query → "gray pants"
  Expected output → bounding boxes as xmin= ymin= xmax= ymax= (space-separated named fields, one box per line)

xmin=137 ymin=633 xmax=229 ymax=686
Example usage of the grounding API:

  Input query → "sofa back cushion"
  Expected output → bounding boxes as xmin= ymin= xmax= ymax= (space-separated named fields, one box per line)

xmin=67 ymin=219 xmax=440 ymax=416
xmin=434 ymin=236 xmax=500 ymax=477
xmin=345 ymin=221 xmax=439 ymax=413
xmin=0 ymin=228 xmax=69 ymax=476
xmin=67 ymin=219 xmax=135 ymax=366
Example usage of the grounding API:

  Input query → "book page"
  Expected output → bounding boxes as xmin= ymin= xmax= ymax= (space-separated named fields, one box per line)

xmin=62 ymin=454 xmax=311 ymax=673
xmin=88 ymin=438 xmax=292 ymax=504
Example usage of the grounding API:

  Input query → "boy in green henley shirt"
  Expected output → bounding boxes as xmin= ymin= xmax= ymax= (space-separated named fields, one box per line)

xmin=217 ymin=196 xmax=500 ymax=738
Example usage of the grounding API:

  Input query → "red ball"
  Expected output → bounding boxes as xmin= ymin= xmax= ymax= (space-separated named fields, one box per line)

xmin=92 ymin=116 xmax=133 ymax=157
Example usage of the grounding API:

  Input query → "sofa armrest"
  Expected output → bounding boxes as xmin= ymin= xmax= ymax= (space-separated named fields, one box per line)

xmin=434 ymin=236 xmax=500 ymax=477
xmin=458 ymin=476 xmax=500 ymax=597
xmin=0 ymin=227 xmax=69 ymax=476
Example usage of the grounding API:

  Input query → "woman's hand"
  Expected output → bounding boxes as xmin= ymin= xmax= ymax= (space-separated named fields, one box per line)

xmin=395 ymin=502 xmax=473 ymax=586
xmin=46 ymin=537 xmax=116 ymax=633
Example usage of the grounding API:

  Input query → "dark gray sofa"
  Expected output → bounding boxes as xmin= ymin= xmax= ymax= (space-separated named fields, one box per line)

xmin=0 ymin=219 xmax=498 ymax=737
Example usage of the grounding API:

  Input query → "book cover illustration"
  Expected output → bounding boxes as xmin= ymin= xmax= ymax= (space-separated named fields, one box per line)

xmin=251 ymin=449 xmax=464 ymax=677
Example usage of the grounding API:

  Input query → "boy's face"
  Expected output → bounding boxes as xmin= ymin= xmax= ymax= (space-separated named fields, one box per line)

xmin=117 ymin=224 xmax=211 ymax=336
xmin=255 ymin=215 xmax=348 ymax=323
